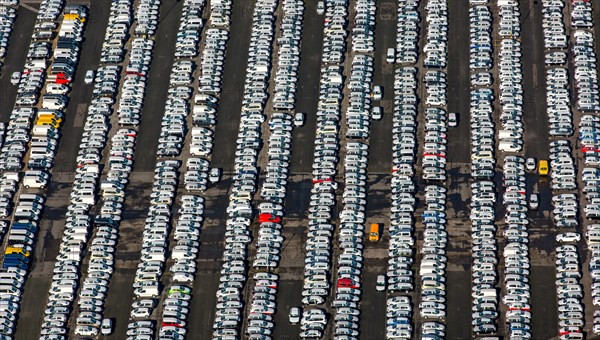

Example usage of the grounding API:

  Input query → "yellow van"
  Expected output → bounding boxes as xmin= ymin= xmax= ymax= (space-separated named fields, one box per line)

xmin=369 ymin=223 xmax=381 ymax=242
xmin=538 ymin=160 xmax=549 ymax=176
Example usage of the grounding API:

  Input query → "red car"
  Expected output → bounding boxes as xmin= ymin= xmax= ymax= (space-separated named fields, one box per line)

xmin=337 ymin=278 xmax=358 ymax=289
xmin=258 ymin=214 xmax=281 ymax=223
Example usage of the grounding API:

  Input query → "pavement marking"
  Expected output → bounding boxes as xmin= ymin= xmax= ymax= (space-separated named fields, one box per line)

xmin=20 ymin=2 xmax=38 ymax=13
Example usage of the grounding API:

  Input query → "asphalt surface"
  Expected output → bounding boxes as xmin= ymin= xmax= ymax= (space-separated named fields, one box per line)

xmin=520 ymin=0 xmax=550 ymax=161
xmin=0 ymin=5 xmax=37 ymax=122
xmin=209 ymin=1 xmax=255 ymax=172
xmin=0 ymin=0 xmax=591 ymax=339
xmin=446 ymin=0 xmax=471 ymax=164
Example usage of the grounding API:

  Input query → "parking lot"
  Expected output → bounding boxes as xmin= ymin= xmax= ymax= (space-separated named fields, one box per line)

xmin=0 ymin=0 xmax=599 ymax=339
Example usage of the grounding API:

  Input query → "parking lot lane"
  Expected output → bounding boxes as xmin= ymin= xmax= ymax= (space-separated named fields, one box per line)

xmin=102 ymin=268 xmax=136 ymax=340
xmin=288 ymin=0 xmax=324 ymax=174
xmin=446 ymin=0 xmax=470 ymax=163
xmin=520 ymin=0 xmax=549 ymax=160
xmin=210 ymin=0 xmax=255 ymax=172
xmin=446 ymin=268 xmax=472 ymax=340
xmin=273 ymin=275 xmax=304 ymax=339
xmin=530 ymin=266 xmax=558 ymax=340
xmin=53 ymin=0 xmax=112 ymax=172
xmin=186 ymin=178 xmax=230 ymax=336
xmin=0 ymin=5 xmax=37 ymax=121
xmin=359 ymin=267 xmax=387 ymax=340
xmin=593 ymin=0 xmax=600 ymax=77
xmin=13 ymin=276 xmax=50 ymax=338
xmin=186 ymin=271 xmax=220 ymax=339
xmin=132 ymin=0 xmax=184 ymax=172
xmin=367 ymin=0 xmax=395 ymax=174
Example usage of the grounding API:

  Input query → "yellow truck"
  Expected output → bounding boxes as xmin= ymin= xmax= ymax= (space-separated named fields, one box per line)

xmin=5 ymin=247 xmax=30 ymax=257
xmin=369 ymin=223 xmax=381 ymax=242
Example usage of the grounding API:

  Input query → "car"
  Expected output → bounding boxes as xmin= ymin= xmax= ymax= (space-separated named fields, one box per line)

xmin=289 ymin=307 xmax=301 ymax=324
xmin=376 ymin=275 xmax=386 ymax=292
xmin=101 ymin=318 xmax=113 ymax=335
xmin=294 ymin=112 xmax=305 ymax=127
xmin=10 ymin=72 xmax=21 ymax=85
xmin=372 ymin=86 xmax=383 ymax=100
xmin=386 ymin=48 xmax=396 ymax=63
xmin=529 ymin=194 xmax=539 ymax=210
xmin=526 ymin=158 xmax=536 ymax=171
xmin=556 ymin=233 xmax=581 ymax=243
xmin=372 ymin=106 xmax=382 ymax=120
xmin=209 ymin=168 xmax=221 ymax=183
xmin=448 ymin=112 xmax=458 ymax=127
xmin=84 ymin=70 xmax=95 ymax=84
xmin=316 ymin=1 xmax=325 ymax=15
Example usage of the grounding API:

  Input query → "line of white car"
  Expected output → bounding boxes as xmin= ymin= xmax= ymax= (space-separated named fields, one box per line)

xmin=418 ymin=1 xmax=449 ymax=337
xmin=174 ymin=0 xmax=204 ymax=58
xmin=469 ymin=1 xmax=495 ymax=179
xmin=0 ymin=1 xmax=17 ymax=71
xmin=298 ymin=1 xmax=347 ymax=337
xmin=394 ymin=0 xmax=419 ymax=65
xmin=571 ymin=0 xmax=600 ymax=113
xmin=385 ymin=66 xmax=418 ymax=339
xmin=468 ymin=0 xmax=498 ymax=336
xmin=71 ymin=129 xmax=137 ymax=338
xmin=331 ymin=0 xmax=375 ymax=338
xmin=100 ymin=0 xmax=133 ymax=64
xmin=38 ymin=1 xmax=133 ymax=337
xmin=271 ymin=0 xmax=304 ymax=112
xmin=116 ymin=36 xmax=154 ymax=126
xmin=212 ymin=0 xmax=277 ymax=338
xmin=497 ymin=1 xmax=523 ymax=154
xmin=500 ymin=156 xmax=532 ymax=339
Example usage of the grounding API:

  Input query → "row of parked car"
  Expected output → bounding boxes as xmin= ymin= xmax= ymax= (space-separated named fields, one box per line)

xmin=71 ymin=129 xmax=137 ymax=338
xmin=468 ymin=0 xmax=498 ymax=335
xmin=554 ymin=227 xmax=585 ymax=339
xmin=394 ymin=0 xmax=418 ymax=64
xmin=271 ymin=0 xmax=303 ymax=112
xmin=0 ymin=1 xmax=17 ymax=71
xmin=385 ymin=66 xmax=418 ymax=339
xmin=212 ymin=0 xmax=277 ymax=338
xmin=116 ymin=36 xmax=154 ymax=126
xmin=497 ymin=3 xmax=523 ymax=154
xmin=541 ymin=0 xmax=567 ymax=50
xmin=0 ymin=0 xmax=66 ymax=172
xmin=37 ymin=0 xmax=132 ymax=336
xmin=417 ymin=2 xmax=449 ymax=338
xmin=572 ymin=0 xmax=600 ymax=113
xmin=417 ymin=185 xmax=448 ymax=338
xmin=497 ymin=2 xmax=533 ymax=339
xmin=248 ymin=0 xmax=304 ymax=286
xmin=156 ymin=60 xmax=194 ymax=157
xmin=0 ymin=172 xmax=17 ymax=219
xmin=469 ymin=2 xmax=495 ymax=179
xmin=329 ymin=1 xmax=376 ymax=338
xmin=123 ymin=1 xmax=205 ymax=339
xmin=0 ymin=194 xmax=45 ymax=337
xmin=572 ymin=0 xmax=600 ymax=336
xmin=100 ymin=0 xmax=132 ymax=64
xmin=500 ymin=156 xmax=532 ymax=339
xmin=299 ymin=1 xmax=347 ymax=337
xmin=174 ymin=0 xmax=204 ymax=58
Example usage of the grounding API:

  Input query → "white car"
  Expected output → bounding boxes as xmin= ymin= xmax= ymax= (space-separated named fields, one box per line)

xmin=289 ymin=307 xmax=301 ymax=324
xmin=10 ymin=72 xmax=20 ymax=85
xmin=372 ymin=86 xmax=383 ymax=100
xmin=556 ymin=232 xmax=581 ymax=243
xmin=84 ymin=70 xmax=95 ymax=84
xmin=526 ymin=158 xmax=536 ymax=171
xmin=209 ymin=168 xmax=221 ymax=183
xmin=101 ymin=318 xmax=112 ymax=335
xmin=294 ymin=112 xmax=305 ymax=127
